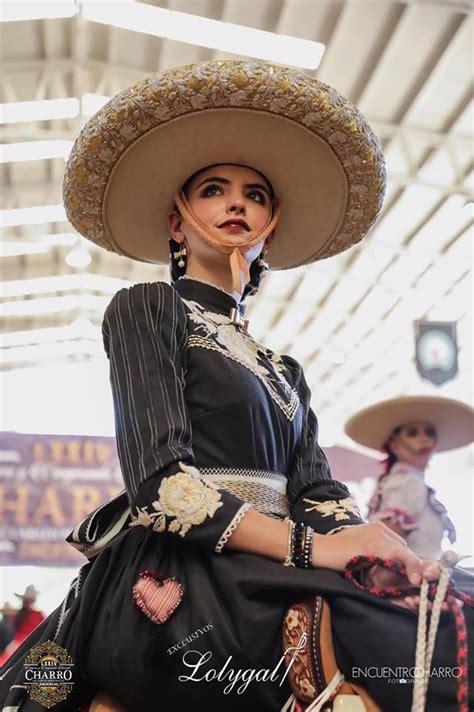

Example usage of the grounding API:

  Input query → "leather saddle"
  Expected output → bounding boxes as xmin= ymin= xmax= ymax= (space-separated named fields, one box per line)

xmin=282 ymin=596 xmax=381 ymax=711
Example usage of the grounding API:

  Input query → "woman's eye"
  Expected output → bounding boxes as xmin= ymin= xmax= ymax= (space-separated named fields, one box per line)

xmin=426 ymin=426 xmax=436 ymax=439
xmin=201 ymin=185 xmax=222 ymax=197
xmin=247 ymin=190 xmax=266 ymax=205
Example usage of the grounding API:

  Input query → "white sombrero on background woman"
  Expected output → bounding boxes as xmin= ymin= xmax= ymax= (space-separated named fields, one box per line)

xmin=345 ymin=395 xmax=474 ymax=453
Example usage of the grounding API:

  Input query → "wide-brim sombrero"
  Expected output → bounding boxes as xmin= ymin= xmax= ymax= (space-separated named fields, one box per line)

xmin=345 ymin=396 xmax=474 ymax=453
xmin=14 ymin=584 xmax=39 ymax=601
xmin=63 ymin=60 xmax=386 ymax=270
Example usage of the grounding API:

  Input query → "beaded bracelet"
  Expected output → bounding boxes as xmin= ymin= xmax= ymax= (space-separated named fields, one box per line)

xmin=282 ymin=521 xmax=314 ymax=568
xmin=293 ymin=524 xmax=314 ymax=569
xmin=302 ymin=525 xmax=313 ymax=568
xmin=292 ymin=522 xmax=305 ymax=567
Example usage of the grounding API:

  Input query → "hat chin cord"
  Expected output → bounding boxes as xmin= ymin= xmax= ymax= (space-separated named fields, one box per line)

xmin=174 ymin=191 xmax=280 ymax=294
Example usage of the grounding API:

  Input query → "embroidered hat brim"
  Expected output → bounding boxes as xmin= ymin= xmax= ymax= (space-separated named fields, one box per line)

xmin=345 ymin=396 xmax=474 ymax=452
xmin=63 ymin=60 xmax=386 ymax=270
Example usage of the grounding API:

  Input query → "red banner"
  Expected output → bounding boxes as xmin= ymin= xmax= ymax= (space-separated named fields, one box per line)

xmin=0 ymin=432 xmax=123 ymax=566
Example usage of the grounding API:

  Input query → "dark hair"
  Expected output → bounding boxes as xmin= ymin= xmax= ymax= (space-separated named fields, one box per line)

xmin=380 ymin=425 xmax=402 ymax=475
xmin=367 ymin=426 xmax=402 ymax=517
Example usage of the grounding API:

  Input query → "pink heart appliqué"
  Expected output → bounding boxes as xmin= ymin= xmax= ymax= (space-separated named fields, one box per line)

xmin=132 ymin=570 xmax=183 ymax=624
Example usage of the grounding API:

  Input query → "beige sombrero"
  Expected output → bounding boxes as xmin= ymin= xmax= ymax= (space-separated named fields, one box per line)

xmin=345 ymin=396 xmax=474 ymax=453
xmin=14 ymin=585 xmax=39 ymax=601
xmin=63 ymin=60 xmax=386 ymax=270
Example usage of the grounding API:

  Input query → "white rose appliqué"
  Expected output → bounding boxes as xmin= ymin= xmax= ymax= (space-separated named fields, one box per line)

xmin=131 ymin=463 xmax=223 ymax=537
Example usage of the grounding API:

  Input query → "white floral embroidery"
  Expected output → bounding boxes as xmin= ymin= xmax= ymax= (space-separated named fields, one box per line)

xmin=183 ymin=299 xmax=300 ymax=421
xmin=130 ymin=462 xmax=223 ymax=537
xmin=326 ymin=525 xmax=354 ymax=535
xmin=270 ymin=352 xmax=287 ymax=376
xmin=302 ymin=497 xmax=362 ymax=521
xmin=130 ymin=505 xmax=166 ymax=532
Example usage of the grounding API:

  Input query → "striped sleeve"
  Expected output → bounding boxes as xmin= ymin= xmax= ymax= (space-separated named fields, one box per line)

xmin=283 ymin=356 xmax=365 ymax=534
xmin=102 ymin=282 xmax=249 ymax=551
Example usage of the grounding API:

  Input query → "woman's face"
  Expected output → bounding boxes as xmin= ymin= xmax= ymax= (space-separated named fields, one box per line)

xmin=388 ymin=421 xmax=437 ymax=470
xmin=169 ymin=164 xmax=274 ymax=268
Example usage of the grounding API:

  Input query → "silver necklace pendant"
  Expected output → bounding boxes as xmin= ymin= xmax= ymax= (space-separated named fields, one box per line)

xmin=229 ymin=307 xmax=249 ymax=332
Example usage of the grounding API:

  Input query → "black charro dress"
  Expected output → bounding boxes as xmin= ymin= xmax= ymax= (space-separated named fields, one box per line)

xmin=1 ymin=278 xmax=473 ymax=712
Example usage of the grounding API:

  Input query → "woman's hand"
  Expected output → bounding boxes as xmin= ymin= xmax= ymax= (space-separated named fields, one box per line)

xmin=312 ymin=520 xmax=424 ymax=584
xmin=364 ymin=558 xmax=448 ymax=612
xmin=401 ymin=559 xmax=452 ymax=613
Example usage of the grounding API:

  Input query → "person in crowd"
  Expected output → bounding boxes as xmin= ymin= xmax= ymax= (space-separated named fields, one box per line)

xmin=12 ymin=586 xmax=45 ymax=645
xmin=0 ymin=587 xmax=45 ymax=667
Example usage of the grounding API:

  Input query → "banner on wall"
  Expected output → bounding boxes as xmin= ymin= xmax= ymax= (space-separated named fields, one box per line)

xmin=0 ymin=432 xmax=123 ymax=566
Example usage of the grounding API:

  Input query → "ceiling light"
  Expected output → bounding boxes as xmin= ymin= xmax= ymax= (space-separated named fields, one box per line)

xmin=82 ymin=1 xmax=325 ymax=69
xmin=65 ymin=248 xmax=92 ymax=269
xmin=0 ymin=140 xmax=73 ymax=163
xmin=0 ymin=2 xmax=324 ymax=69
xmin=1 ymin=276 xmax=81 ymax=298
xmin=2 ymin=274 xmax=132 ymax=298
xmin=37 ymin=232 xmax=78 ymax=246
xmin=0 ymin=234 xmax=79 ymax=259
xmin=0 ymin=96 xmax=109 ymax=124
xmin=0 ymin=1 xmax=77 ymax=22
xmin=0 ymin=324 xmax=99 ymax=348
xmin=0 ymin=296 xmax=79 ymax=318
xmin=0 ymin=205 xmax=67 ymax=227
xmin=0 ymin=99 xmax=80 ymax=123
xmin=0 ymin=294 xmax=108 ymax=317
xmin=0 ymin=242 xmax=49 ymax=257
xmin=1 ymin=342 xmax=102 ymax=365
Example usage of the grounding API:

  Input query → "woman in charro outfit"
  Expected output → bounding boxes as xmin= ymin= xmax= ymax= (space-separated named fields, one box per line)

xmin=1 ymin=61 xmax=472 ymax=712
xmin=346 ymin=396 xmax=473 ymax=560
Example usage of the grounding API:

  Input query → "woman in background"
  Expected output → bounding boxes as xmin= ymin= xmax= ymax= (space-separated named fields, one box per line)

xmin=345 ymin=395 xmax=473 ymax=559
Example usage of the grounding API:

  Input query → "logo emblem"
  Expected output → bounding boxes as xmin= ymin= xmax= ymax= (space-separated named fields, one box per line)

xmin=23 ymin=640 xmax=74 ymax=708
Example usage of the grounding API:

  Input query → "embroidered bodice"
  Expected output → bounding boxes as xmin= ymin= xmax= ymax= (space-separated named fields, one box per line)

xmin=178 ymin=279 xmax=300 ymax=422
xmin=92 ymin=279 xmax=364 ymax=557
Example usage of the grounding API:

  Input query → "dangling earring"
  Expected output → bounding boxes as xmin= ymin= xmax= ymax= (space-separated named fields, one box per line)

xmin=257 ymin=254 xmax=269 ymax=273
xmin=173 ymin=245 xmax=187 ymax=268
